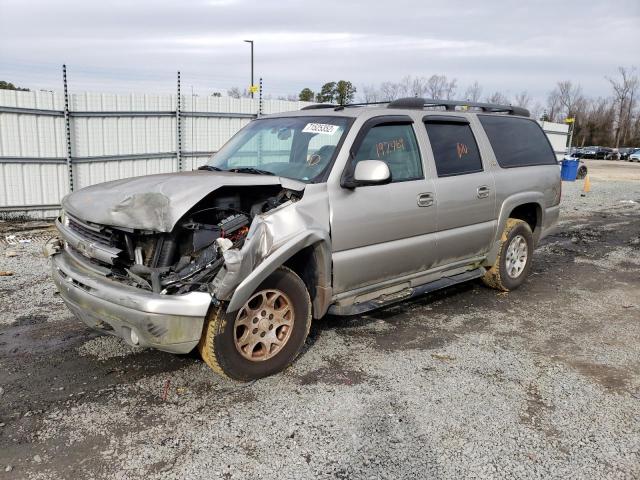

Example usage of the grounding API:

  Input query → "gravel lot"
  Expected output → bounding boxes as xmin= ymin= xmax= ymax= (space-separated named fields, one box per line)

xmin=1 ymin=160 xmax=639 ymax=479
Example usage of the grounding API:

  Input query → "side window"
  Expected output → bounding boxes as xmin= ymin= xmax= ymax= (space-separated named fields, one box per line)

xmin=425 ymin=122 xmax=483 ymax=177
xmin=353 ymin=123 xmax=423 ymax=182
xmin=479 ymin=115 xmax=557 ymax=167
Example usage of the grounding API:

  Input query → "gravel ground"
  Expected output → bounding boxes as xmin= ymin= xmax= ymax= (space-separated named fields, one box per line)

xmin=1 ymin=163 xmax=639 ymax=479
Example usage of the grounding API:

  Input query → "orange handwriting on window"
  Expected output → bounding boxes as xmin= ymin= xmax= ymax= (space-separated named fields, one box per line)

xmin=456 ymin=143 xmax=469 ymax=159
xmin=376 ymin=138 xmax=405 ymax=158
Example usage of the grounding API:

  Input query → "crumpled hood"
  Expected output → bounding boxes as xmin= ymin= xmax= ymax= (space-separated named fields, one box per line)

xmin=62 ymin=170 xmax=305 ymax=232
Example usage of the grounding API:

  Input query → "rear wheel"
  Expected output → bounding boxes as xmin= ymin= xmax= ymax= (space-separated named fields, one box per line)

xmin=198 ymin=266 xmax=312 ymax=380
xmin=482 ymin=218 xmax=533 ymax=291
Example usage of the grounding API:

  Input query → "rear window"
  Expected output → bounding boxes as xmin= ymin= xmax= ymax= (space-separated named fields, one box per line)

xmin=479 ymin=116 xmax=557 ymax=168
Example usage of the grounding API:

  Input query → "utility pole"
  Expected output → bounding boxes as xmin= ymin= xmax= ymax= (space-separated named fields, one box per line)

xmin=244 ymin=40 xmax=254 ymax=98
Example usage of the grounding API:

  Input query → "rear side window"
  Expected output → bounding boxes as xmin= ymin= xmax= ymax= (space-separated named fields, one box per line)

xmin=479 ymin=115 xmax=557 ymax=167
xmin=424 ymin=122 xmax=483 ymax=177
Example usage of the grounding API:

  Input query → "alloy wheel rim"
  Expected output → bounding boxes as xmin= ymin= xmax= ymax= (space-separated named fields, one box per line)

xmin=234 ymin=289 xmax=295 ymax=362
xmin=505 ymin=234 xmax=528 ymax=279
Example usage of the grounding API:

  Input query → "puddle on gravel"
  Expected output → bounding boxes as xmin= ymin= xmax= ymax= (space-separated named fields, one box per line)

xmin=564 ymin=359 xmax=632 ymax=393
xmin=13 ymin=314 xmax=49 ymax=327
xmin=296 ymin=359 xmax=369 ymax=386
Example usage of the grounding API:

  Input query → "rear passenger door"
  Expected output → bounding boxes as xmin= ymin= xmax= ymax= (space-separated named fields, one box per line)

xmin=422 ymin=115 xmax=497 ymax=265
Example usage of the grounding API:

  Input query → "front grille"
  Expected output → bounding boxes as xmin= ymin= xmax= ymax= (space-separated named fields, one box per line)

xmin=68 ymin=216 xmax=117 ymax=248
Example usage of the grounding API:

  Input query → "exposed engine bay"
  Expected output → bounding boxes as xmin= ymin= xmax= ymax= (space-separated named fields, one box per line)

xmin=63 ymin=186 xmax=301 ymax=296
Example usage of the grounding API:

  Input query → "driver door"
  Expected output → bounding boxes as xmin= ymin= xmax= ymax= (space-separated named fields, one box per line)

xmin=328 ymin=116 xmax=438 ymax=294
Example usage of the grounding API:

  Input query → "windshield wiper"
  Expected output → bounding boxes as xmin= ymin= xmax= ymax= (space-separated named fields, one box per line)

xmin=197 ymin=165 xmax=224 ymax=172
xmin=227 ymin=167 xmax=276 ymax=176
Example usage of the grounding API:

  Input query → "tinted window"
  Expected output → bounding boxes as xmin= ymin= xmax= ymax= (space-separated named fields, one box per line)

xmin=425 ymin=122 xmax=483 ymax=177
xmin=353 ymin=123 xmax=423 ymax=182
xmin=479 ymin=115 xmax=557 ymax=168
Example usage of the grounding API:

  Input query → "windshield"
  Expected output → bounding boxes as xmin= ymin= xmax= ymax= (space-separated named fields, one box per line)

xmin=205 ymin=116 xmax=351 ymax=183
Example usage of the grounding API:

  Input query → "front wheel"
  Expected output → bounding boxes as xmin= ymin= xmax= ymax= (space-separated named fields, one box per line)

xmin=198 ymin=266 xmax=312 ymax=380
xmin=482 ymin=218 xmax=534 ymax=291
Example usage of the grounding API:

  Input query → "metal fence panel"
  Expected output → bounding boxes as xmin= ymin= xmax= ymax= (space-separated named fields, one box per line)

xmin=0 ymin=89 xmax=313 ymax=218
xmin=540 ymin=121 xmax=569 ymax=159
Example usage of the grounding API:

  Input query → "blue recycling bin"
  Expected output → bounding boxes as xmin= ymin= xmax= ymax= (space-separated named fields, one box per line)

xmin=560 ymin=159 xmax=579 ymax=181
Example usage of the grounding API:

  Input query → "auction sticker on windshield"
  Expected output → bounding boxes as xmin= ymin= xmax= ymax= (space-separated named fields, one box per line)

xmin=302 ymin=123 xmax=340 ymax=135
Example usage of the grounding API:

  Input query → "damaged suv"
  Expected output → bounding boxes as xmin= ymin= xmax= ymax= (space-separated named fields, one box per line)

xmin=49 ymin=97 xmax=560 ymax=380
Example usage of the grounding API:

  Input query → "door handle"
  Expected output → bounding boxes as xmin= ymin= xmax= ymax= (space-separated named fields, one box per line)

xmin=417 ymin=192 xmax=434 ymax=207
xmin=477 ymin=186 xmax=491 ymax=199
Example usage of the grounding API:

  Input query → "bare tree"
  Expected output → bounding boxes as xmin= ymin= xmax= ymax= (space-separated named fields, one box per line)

xmin=352 ymin=68 xmax=640 ymax=146
xmin=464 ymin=81 xmax=482 ymax=102
xmin=361 ymin=84 xmax=381 ymax=103
xmin=485 ymin=91 xmax=510 ymax=105
xmin=530 ymin=101 xmax=545 ymax=121
xmin=227 ymin=87 xmax=243 ymax=99
xmin=444 ymin=77 xmax=457 ymax=100
xmin=396 ymin=76 xmax=412 ymax=98
xmin=380 ymin=81 xmax=402 ymax=101
xmin=513 ymin=91 xmax=532 ymax=109
xmin=607 ymin=67 xmax=639 ymax=147
xmin=410 ymin=76 xmax=430 ymax=97
xmin=552 ymin=80 xmax=584 ymax=119
xmin=277 ymin=94 xmax=299 ymax=101
xmin=426 ymin=74 xmax=457 ymax=99
xmin=545 ymin=89 xmax=561 ymax=122
xmin=576 ymin=97 xmax=616 ymax=146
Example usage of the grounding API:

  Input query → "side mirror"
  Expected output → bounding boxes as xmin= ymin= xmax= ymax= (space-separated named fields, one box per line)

xmin=342 ymin=160 xmax=391 ymax=188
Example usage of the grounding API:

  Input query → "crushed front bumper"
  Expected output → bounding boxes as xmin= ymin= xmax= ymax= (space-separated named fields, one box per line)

xmin=51 ymin=250 xmax=212 ymax=354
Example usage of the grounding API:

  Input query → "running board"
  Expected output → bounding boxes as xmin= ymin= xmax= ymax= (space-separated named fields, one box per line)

xmin=328 ymin=267 xmax=486 ymax=316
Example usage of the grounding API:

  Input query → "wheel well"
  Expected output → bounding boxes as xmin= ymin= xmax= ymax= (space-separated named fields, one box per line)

xmin=509 ymin=203 xmax=541 ymax=232
xmin=283 ymin=244 xmax=331 ymax=319
xmin=284 ymin=246 xmax=316 ymax=293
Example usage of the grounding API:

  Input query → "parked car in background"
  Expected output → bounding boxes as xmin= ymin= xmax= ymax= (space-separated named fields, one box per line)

xmin=619 ymin=147 xmax=637 ymax=160
xmin=566 ymin=147 xmax=583 ymax=158
xmin=581 ymin=146 xmax=614 ymax=159
xmin=579 ymin=146 xmax=598 ymax=158
xmin=629 ymin=150 xmax=640 ymax=162
xmin=605 ymin=148 xmax=620 ymax=160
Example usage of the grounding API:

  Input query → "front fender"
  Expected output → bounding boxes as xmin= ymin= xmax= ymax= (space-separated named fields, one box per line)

xmin=225 ymin=229 xmax=330 ymax=313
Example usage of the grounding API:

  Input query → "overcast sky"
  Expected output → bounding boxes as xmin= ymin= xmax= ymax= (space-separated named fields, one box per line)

xmin=0 ymin=0 xmax=638 ymax=102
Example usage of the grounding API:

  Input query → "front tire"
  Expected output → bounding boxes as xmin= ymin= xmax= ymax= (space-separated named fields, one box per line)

xmin=482 ymin=218 xmax=534 ymax=291
xmin=198 ymin=266 xmax=312 ymax=380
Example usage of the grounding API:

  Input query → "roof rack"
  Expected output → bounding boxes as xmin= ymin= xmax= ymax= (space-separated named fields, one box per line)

xmin=387 ymin=97 xmax=530 ymax=117
xmin=299 ymin=97 xmax=530 ymax=117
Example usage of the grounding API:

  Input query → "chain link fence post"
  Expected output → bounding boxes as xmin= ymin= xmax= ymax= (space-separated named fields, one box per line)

xmin=62 ymin=64 xmax=74 ymax=192
xmin=258 ymin=77 xmax=263 ymax=118
xmin=176 ymin=71 xmax=183 ymax=171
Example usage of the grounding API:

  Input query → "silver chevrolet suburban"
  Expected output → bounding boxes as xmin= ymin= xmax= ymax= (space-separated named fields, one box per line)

xmin=49 ymin=97 xmax=561 ymax=380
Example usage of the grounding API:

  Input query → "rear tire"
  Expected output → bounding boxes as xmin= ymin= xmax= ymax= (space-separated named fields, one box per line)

xmin=198 ymin=266 xmax=312 ymax=380
xmin=482 ymin=218 xmax=534 ymax=291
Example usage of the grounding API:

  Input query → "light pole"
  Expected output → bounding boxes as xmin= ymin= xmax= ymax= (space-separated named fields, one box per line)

xmin=244 ymin=40 xmax=254 ymax=98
